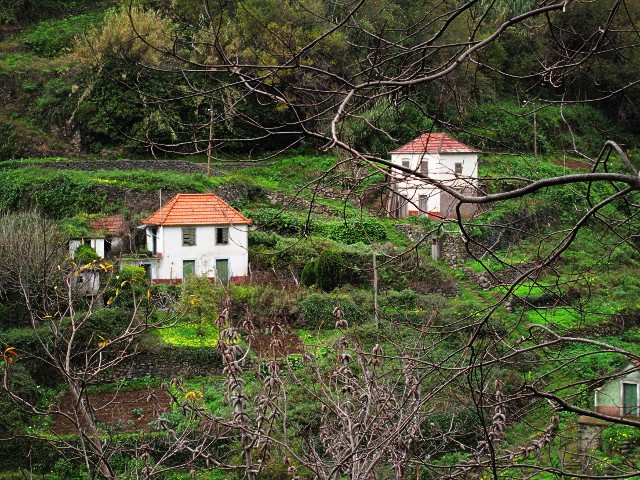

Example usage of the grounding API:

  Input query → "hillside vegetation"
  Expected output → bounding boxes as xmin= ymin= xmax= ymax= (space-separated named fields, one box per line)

xmin=1 ymin=0 xmax=639 ymax=159
xmin=0 ymin=148 xmax=638 ymax=477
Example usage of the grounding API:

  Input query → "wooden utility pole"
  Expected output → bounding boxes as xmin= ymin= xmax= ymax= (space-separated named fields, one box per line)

xmin=373 ymin=248 xmax=379 ymax=330
xmin=207 ymin=101 xmax=214 ymax=177
xmin=533 ymin=102 xmax=538 ymax=167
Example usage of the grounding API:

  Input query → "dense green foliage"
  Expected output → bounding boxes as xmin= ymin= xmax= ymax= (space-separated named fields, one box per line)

xmin=1 ymin=0 xmax=639 ymax=158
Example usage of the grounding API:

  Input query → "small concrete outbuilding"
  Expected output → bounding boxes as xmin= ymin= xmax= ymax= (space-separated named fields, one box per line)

xmin=594 ymin=363 xmax=640 ymax=417
xmin=577 ymin=363 xmax=640 ymax=452
xmin=69 ymin=215 xmax=126 ymax=295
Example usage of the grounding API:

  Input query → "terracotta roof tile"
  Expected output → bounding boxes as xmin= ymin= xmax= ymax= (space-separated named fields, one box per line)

xmin=142 ymin=194 xmax=251 ymax=226
xmin=88 ymin=216 xmax=126 ymax=235
xmin=390 ymin=133 xmax=477 ymax=154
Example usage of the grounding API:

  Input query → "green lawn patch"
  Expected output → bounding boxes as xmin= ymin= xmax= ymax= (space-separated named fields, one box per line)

xmin=297 ymin=328 xmax=341 ymax=346
xmin=153 ymin=323 xmax=219 ymax=348
xmin=524 ymin=307 xmax=590 ymax=330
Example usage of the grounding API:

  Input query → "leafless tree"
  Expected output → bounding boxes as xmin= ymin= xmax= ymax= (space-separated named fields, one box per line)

xmin=3 ymin=0 xmax=639 ymax=478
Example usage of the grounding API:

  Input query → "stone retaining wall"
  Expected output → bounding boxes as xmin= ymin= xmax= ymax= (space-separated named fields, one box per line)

xmin=31 ymin=159 xmax=224 ymax=175
xmin=95 ymin=347 xmax=222 ymax=384
xmin=394 ymin=224 xmax=473 ymax=266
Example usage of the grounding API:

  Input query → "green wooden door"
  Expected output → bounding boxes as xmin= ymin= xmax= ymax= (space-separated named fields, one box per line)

xmin=183 ymin=260 xmax=195 ymax=280
xmin=216 ymin=259 xmax=229 ymax=282
xmin=623 ymin=383 xmax=638 ymax=415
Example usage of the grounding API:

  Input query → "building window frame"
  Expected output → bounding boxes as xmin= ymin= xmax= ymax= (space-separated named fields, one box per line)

xmin=455 ymin=162 xmax=463 ymax=175
xmin=419 ymin=160 xmax=428 ymax=175
xmin=182 ymin=227 xmax=196 ymax=246
xmin=216 ymin=227 xmax=229 ymax=245
xmin=216 ymin=258 xmax=230 ymax=283
xmin=183 ymin=259 xmax=196 ymax=279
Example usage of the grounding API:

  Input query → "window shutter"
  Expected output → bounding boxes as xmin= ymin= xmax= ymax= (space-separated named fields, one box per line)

xmin=182 ymin=227 xmax=196 ymax=246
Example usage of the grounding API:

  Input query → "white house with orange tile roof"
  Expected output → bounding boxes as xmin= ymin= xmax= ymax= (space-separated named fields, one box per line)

xmin=140 ymin=193 xmax=251 ymax=284
xmin=390 ymin=133 xmax=479 ymax=219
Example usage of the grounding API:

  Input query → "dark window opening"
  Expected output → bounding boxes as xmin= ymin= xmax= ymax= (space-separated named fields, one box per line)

xmin=140 ymin=262 xmax=152 ymax=282
xmin=151 ymin=227 xmax=158 ymax=255
xmin=216 ymin=227 xmax=229 ymax=245
xmin=455 ymin=162 xmax=463 ymax=175
xmin=420 ymin=161 xmax=428 ymax=175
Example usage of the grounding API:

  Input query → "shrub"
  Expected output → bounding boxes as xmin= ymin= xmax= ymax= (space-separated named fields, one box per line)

xmin=0 ymin=325 xmax=56 ymax=384
xmin=602 ymin=424 xmax=640 ymax=453
xmin=243 ymin=207 xmax=307 ymax=235
xmin=380 ymin=288 xmax=422 ymax=310
xmin=0 ymin=293 xmax=31 ymax=328
xmin=296 ymin=292 xmax=372 ymax=328
xmin=230 ymin=284 xmax=300 ymax=327
xmin=178 ymin=274 xmax=220 ymax=336
xmin=105 ymin=265 xmax=150 ymax=308
xmin=300 ymin=253 xmax=344 ymax=292
xmin=25 ymin=12 xmax=106 ymax=58
xmin=313 ymin=217 xmax=387 ymax=244
xmin=248 ymin=230 xmax=279 ymax=247
xmin=0 ymin=437 xmax=60 ymax=473
xmin=74 ymin=243 xmax=100 ymax=264
xmin=69 ymin=307 xmax=134 ymax=349
xmin=73 ymin=6 xmax=175 ymax=67
xmin=0 ymin=364 xmax=38 ymax=436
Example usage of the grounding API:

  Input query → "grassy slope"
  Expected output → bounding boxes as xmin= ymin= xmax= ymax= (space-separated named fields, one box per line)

xmin=1 ymin=151 xmax=638 ymax=475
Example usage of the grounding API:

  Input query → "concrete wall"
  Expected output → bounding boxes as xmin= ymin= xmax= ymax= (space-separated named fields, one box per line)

xmin=33 ymin=159 xmax=220 ymax=175
xmin=595 ymin=365 xmax=640 ymax=416
xmin=70 ymin=238 xmax=105 ymax=259
xmin=577 ymin=417 xmax=606 ymax=451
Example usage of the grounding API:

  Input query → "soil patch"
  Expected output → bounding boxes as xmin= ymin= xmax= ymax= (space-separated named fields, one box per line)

xmin=551 ymin=158 xmax=592 ymax=170
xmin=50 ymin=387 xmax=171 ymax=436
xmin=252 ymin=333 xmax=304 ymax=357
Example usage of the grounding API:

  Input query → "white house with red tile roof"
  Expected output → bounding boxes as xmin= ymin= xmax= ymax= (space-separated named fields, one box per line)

xmin=140 ymin=193 xmax=251 ymax=284
xmin=390 ymin=133 xmax=479 ymax=219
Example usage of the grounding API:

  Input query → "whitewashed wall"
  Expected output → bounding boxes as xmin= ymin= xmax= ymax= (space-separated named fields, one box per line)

xmin=69 ymin=238 xmax=105 ymax=259
xmin=392 ymin=152 xmax=478 ymax=216
xmin=146 ymin=224 xmax=249 ymax=281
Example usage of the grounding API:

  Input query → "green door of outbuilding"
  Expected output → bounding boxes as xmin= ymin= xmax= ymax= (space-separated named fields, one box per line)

xmin=623 ymin=383 xmax=638 ymax=415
